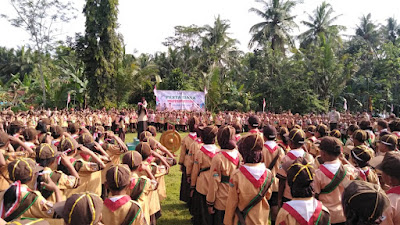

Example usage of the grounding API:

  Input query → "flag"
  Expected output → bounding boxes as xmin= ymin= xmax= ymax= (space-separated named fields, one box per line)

xmin=343 ymin=98 xmax=347 ymax=111
xmin=368 ymin=96 xmax=373 ymax=112
xmin=204 ymin=86 xmax=208 ymax=95
xmin=67 ymin=93 xmax=71 ymax=104
xmin=263 ymin=98 xmax=266 ymax=112
xmin=391 ymin=104 xmax=394 ymax=113
xmin=153 ymin=85 xmax=157 ymax=96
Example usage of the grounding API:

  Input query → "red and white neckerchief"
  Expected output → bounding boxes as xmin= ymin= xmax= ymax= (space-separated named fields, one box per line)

xmin=287 ymin=149 xmax=305 ymax=160
xmin=188 ymin=133 xmax=197 ymax=141
xmin=221 ymin=150 xmax=239 ymax=165
xmin=393 ymin=132 xmax=400 ymax=138
xmin=200 ymin=144 xmax=218 ymax=158
xmin=235 ymin=134 xmax=241 ymax=142
xmin=71 ymin=134 xmax=79 ymax=140
xmin=196 ymin=138 xmax=202 ymax=144
xmin=52 ymin=140 xmax=60 ymax=147
xmin=240 ymin=164 xmax=267 ymax=188
xmin=308 ymin=136 xmax=317 ymax=143
xmin=249 ymin=129 xmax=260 ymax=134
xmin=104 ymin=195 xmax=131 ymax=212
xmin=319 ymin=162 xmax=341 ymax=179
xmin=146 ymin=155 xmax=155 ymax=163
xmin=282 ymin=199 xmax=323 ymax=225
xmin=264 ymin=141 xmax=278 ymax=154
xmin=21 ymin=142 xmax=35 ymax=152
xmin=0 ymin=181 xmax=23 ymax=218
xmin=387 ymin=185 xmax=400 ymax=195
xmin=358 ymin=167 xmax=370 ymax=181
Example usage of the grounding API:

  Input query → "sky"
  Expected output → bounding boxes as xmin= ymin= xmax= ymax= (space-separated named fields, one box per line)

xmin=1 ymin=0 xmax=400 ymax=55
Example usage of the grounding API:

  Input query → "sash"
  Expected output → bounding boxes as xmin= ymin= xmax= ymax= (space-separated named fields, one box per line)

xmin=319 ymin=164 xmax=347 ymax=195
xmin=268 ymin=150 xmax=282 ymax=170
xmin=282 ymin=200 xmax=330 ymax=225
xmin=130 ymin=178 xmax=147 ymax=201
xmin=36 ymin=172 xmax=62 ymax=199
xmin=235 ymin=171 xmax=273 ymax=225
xmin=4 ymin=192 xmax=38 ymax=222
xmin=120 ymin=201 xmax=142 ymax=225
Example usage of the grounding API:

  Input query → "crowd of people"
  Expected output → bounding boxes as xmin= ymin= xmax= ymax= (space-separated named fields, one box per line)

xmin=0 ymin=106 xmax=398 ymax=225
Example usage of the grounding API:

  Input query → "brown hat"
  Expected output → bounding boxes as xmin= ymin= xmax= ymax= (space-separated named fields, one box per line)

xmin=122 ymin=151 xmax=142 ymax=170
xmin=7 ymin=218 xmax=49 ymax=225
xmin=263 ymin=125 xmax=277 ymax=140
xmin=139 ymin=131 xmax=153 ymax=142
xmin=201 ymin=126 xmax=218 ymax=144
xmin=96 ymin=126 xmax=105 ymax=133
xmin=106 ymin=165 xmax=131 ymax=190
xmin=248 ymin=115 xmax=260 ymax=127
xmin=238 ymin=134 xmax=263 ymax=152
xmin=319 ymin=136 xmax=342 ymax=156
xmin=316 ymin=124 xmax=328 ymax=137
xmin=288 ymin=128 xmax=306 ymax=145
xmin=287 ymin=157 xmax=314 ymax=187
xmin=330 ymin=129 xmax=341 ymax=139
xmin=370 ymin=151 xmax=400 ymax=179
xmin=379 ymin=134 xmax=397 ymax=149
xmin=135 ymin=142 xmax=152 ymax=160
xmin=54 ymin=192 xmax=103 ymax=225
xmin=50 ymin=125 xmax=64 ymax=138
xmin=350 ymin=145 xmax=373 ymax=164
xmin=40 ymin=118 xmax=51 ymax=126
xmin=60 ymin=137 xmax=81 ymax=152
xmin=78 ymin=133 xmax=94 ymax=146
xmin=22 ymin=128 xmax=37 ymax=141
xmin=8 ymin=158 xmax=41 ymax=182
xmin=353 ymin=129 xmax=368 ymax=143
xmin=0 ymin=131 xmax=9 ymax=148
xmin=36 ymin=143 xmax=57 ymax=160
xmin=342 ymin=180 xmax=389 ymax=224
xmin=10 ymin=120 xmax=24 ymax=128
xmin=146 ymin=126 xmax=157 ymax=137
xmin=68 ymin=122 xmax=80 ymax=134
xmin=307 ymin=125 xmax=316 ymax=134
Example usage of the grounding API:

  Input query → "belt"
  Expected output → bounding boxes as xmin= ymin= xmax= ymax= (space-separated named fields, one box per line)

xmin=198 ymin=167 xmax=210 ymax=176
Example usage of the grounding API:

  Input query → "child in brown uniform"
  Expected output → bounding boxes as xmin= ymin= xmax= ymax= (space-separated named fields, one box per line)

xmin=0 ymin=158 xmax=61 ymax=222
xmin=342 ymin=180 xmax=389 ymax=225
xmin=277 ymin=128 xmax=314 ymax=207
xmin=206 ymin=126 xmax=241 ymax=225
xmin=102 ymin=165 xmax=145 ymax=225
xmin=276 ymin=158 xmax=330 ymax=225
xmin=179 ymin=117 xmax=198 ymax=204
xmin=224 ymin=134 xmax=274 ymax=225
xmin=190 ymin=126 xmax=219 ymax=225
xmin=262 ymin=125 xmax=285 ymax=225
xmin=370 ymin=151 xmax=400 ymax=225
xmin=350 ymin=145 xmax=379 ymax=184
xmin=313 ymin=137 xmax=356 ymax=225
xmin=122 ymin=150 xmax=157 ymax=225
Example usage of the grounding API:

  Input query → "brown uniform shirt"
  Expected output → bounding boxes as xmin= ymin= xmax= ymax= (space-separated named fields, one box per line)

xmin=179 ymin=133 xmax=197 ymax=166
xmin=206 ymin=149 xmax=241 ymax=210
xmin=191 ymin=144 xmax=219 ymax=195
xmin=102 ymin=195 xmax=145 ymax=225
xmin=262 ymin=141 xmax=285 ymax=192
xmin=224 ymin=163 xmax=273 ymax=225
xmin=381 ymin=186 xmax=400 ymax=225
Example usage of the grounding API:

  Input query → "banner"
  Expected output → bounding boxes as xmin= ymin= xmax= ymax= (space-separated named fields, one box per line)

xmin=155 ymin=90 xmax=206 ymax=112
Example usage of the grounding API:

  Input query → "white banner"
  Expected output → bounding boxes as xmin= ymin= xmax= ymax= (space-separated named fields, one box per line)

xmin=155 ymin=90 xmax=206 ymax=112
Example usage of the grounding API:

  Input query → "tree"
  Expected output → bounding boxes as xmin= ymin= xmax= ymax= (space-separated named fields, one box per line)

xmin=2 ymin=0 xmax=76 ymax=105
xmin=80 ymin=0 xmax=122 ymax=107
xmin=383 ymin=17 xmax=400 ymax=44
xmin=248 ymin=0 xmax=298 ymax=52
xmin=355 ymin=13 xmax=380 ymax=53
xmin=299 ymin=1 xmax=345 ymax=49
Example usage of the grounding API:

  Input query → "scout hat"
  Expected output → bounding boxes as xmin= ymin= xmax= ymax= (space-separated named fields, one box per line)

xmin=77 ymin=133 xmax=95 ymax=148
xmin=287 ymin=157 xmax=314 ymax=187
xmin=353 ymin=129 xmax=368 ymax=143
xmin=342 ymin=180 xmax=389 ymax=224
xmin=287 ymin=128 xmax=306 ymax=145
xmin=54 ymin=192 xmax=103 ymax=225
xmin=50 ymin=125 xmax=64 ymax=139
xmin=146 ymin=126 xmax=157 ymax=137
xmin=22 ymin=128 xmax=37 ymax=141
xmin=135 ymin=142 xmax=152 ymax=160
xmin=319 ymin=136 xmax=342 ymax=156
xmin=7 ymin=218 xmax=49 ymax=225
xmin=238 ymin=133 xmax=263 ymax=153
xmin=8 ymin=158 xmax=42 ymax=182
xmin=378 ymin=134 xmax=398 ymax=150
xmin=248 ymin=115 xmax=260 ymax=127
xmin=60 ymin=137 xmax=81 ymax=154
xmin=350 ymin=145 xmax=373 ymax=167
xmin=139 ymin=131 xmax=153 ymax=142
xmin=35 ymin=143 xmax=57 ymax=160
xmin=106 ymin=165 xmax=131 ymax=190
xmin=330 ymin=129 xmax=341 ymax=139
xmin=370 ymin=151 xmax=400 ymax=179
xmin=122 ymin=151 xmax=142 ymax=170
xmin=316 ymin=124 xmax=328 ymax=137
xmin=263 ymin=125 xmax=277 ymax=140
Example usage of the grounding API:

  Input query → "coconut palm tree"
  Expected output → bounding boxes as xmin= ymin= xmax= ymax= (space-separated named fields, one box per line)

xmin=248 ymin=0 xmax=298 ymax=52
xmin=299 ymin=1 xmax=345 ymax=49
xmin=383 ymin=17 xmax=400 ymax=44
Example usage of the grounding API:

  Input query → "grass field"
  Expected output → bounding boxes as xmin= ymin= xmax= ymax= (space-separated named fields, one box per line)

xmin=125 ymin=132 xmax=192 ymax=225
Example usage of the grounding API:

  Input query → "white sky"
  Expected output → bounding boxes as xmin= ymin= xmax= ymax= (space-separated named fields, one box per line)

xmin=0 ymin=0 xmax=399 ymax=55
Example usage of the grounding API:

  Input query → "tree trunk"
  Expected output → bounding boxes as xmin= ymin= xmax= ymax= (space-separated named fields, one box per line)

xmin=38 ymin=55 xmax=47 ymax=106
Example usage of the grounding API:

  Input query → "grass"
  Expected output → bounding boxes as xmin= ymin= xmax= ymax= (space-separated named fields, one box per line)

xmin=125 ymin=132 xmax=192 ymax=225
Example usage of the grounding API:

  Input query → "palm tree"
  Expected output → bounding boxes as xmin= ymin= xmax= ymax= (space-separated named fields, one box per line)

xmin=354 ymin=13 xmax=380 ymax=56
xmin=248 ymin=0 xmax=298 ymax=52
xmin=383 ymin=17 xmax=400 ymax=44
xmin=299 ymin=1 xmax=345 ymax=48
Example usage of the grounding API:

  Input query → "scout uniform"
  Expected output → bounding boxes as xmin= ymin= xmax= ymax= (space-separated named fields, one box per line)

xmin=179 ymin=131 xmax=197 ymax=203
xmin=0 ymin=159 xmax=56 ymax=222
xmin=206 ymin=148 xmax=241 ymax=223
xmin=102 ymin=165 xmax=145 ymax=225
